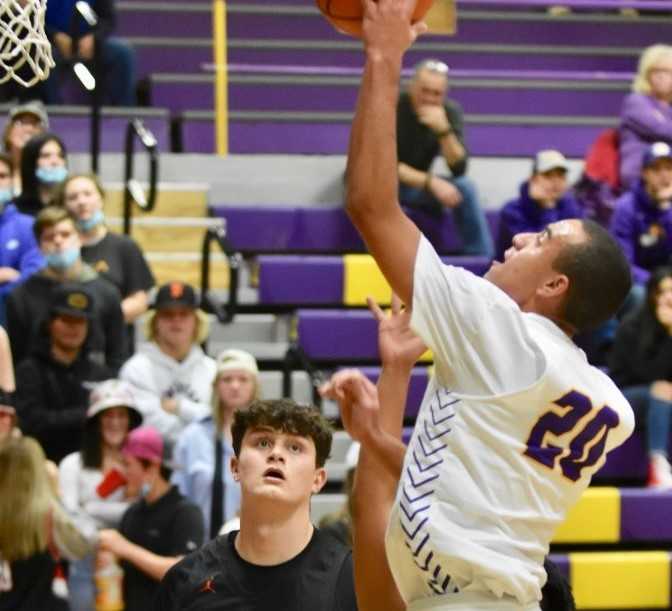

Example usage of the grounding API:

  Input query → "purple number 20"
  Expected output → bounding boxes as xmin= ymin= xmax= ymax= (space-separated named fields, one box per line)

xmin=524 ymin=390 xmax=620 ymax=482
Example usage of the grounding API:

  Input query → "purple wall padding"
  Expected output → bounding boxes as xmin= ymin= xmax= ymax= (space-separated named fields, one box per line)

xmin=298 ymin=310 xmax=378 ymax=361
xmin=620 ymin=489 xmax=672 ymax=541
xmin=592 ymin=430 xmax=648 ymax=482
xmin=257 ymin=256 xmax=343 ymax=304
xmin=547 ymin=554 xmax=570 ymax=581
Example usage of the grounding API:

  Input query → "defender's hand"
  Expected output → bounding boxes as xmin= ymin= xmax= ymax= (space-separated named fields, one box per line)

xmin=361 ymin=0 xmax=428 ymax=60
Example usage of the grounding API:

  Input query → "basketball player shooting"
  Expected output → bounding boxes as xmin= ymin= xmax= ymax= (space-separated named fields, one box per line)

xmin=321 ymin=0 xmax=636 ymax=610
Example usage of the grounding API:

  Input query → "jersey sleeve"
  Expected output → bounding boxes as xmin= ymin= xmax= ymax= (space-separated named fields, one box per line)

xmin=410 ymin=235 xmax=545 ymax=396
xmin=168 ymin=502 xmax=205 ymax=557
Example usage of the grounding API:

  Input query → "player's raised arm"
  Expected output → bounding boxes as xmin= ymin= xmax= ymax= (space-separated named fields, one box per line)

xmin=345 ymin=0 xmax=427 ymax=306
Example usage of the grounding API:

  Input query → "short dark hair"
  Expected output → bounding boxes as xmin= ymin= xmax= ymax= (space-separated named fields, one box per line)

xmin=553 ymin=219 xmax=631 ymax=331
xmin=33 ymin=205 xmax=77 ymax=241
xmin=232 ymin=399 xmax=333 ymax=468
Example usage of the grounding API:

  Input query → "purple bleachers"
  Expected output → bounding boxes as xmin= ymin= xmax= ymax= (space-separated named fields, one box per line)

xmin=0 ymin=107 xmax=170 ymax=153
xmin=183 ymin=112 xmax=612 ymax=155
xmin=358 ymin=366 xmax=428 ymax=422
xmin=151 ymin=74 xmax=627 ymax=116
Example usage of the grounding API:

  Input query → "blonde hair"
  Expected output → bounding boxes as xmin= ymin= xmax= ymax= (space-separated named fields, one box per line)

xmin=55 ymin=172 xmax=106 ymax=210
xmin=0 ymin=437 xmax=53 ymax=562
xmin=212 ymin=368 xmax=261 ymax=434
xmin=143 ymin=308 xmax=210 ymax=345
xmin=633 ymin=44 xmax=672 ymax=94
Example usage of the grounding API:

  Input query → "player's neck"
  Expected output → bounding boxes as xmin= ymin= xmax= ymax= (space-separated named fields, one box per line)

xmin=235 ymin=503 xmax=313 ymax=566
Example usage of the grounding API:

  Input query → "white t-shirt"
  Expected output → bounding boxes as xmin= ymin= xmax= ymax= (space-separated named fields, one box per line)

xmin=385 ymin=236 xmax=634 ymax=608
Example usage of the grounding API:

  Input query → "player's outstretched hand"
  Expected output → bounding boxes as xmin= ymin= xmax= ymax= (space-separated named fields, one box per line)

xmin=369 ymin=294 xmax=427 ymax=369
xmin=320 ymin=369 xmax=380 ymax=443
xmin=361 ymin=0 xmax=428 ymax=61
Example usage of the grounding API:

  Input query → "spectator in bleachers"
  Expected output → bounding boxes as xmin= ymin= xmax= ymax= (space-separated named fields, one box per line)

xmin=43 ymin=0 xmax=136 ymax=106
xmin=2 ymin=102 xmax=48 ymax=193
xmin=59 ymin=173 xmax=155 ymax=353
xmin=620 ymin=44 xmax=672 ymax=189
xmin=14 ymin=283 xmax=112 ymax=463
xmin=0 ymin=153 xmax=44 ymax=326
xmin=496 ymin=150 xmax=584 ymax=261
xmin=609 ymin=266 xmax=672 ymax=488
xmin=0 ymin=326 xmax=16 ymax=444
xmin=396 ymin=59 xmax=493 ymax=257
xmin=610 ymin=141 xmax=672 ymax=290
xmin=173 ymin=348 xmax=260 ymax=540
xmin=156 ymin=399 xmax=357 ymax=611
xmin=6 ymin=206 xmax=125 ymax=370
xmin=59 ymin=379 xmax=143 ymax=611
xmin=97 ymin=425 xmax=204 ymax=611
xmin=14 ymin=132 xmax=68 ymax=217
xmin=120 ymin=282 xmax=216 ymax=444
xmin=0 ymin=436 xmax=96 ymax=611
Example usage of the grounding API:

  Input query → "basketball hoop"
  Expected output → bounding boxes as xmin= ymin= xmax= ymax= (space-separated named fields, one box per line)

xmin=0 ymin=0 xmax=54 ymax=87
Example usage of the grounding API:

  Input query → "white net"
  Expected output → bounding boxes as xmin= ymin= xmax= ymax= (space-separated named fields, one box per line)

xmin=0 ymin=0 xmax=54 ymax=87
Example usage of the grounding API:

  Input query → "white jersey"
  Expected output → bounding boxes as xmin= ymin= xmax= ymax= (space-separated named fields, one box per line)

xmin=385 ymin=236 xmax=634 ymax=608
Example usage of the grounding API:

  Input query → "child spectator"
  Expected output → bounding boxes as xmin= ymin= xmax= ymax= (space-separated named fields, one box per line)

xmin=98 ymin=426 xmax=204 ymax=611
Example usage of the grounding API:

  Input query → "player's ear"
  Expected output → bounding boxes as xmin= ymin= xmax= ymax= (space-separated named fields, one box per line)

xmin=230 ymin=456 xmax=240 ymax=482
xmin=311 ymin=467 xmax=327 ymax=494
xmin=540 ymin=273 xmax=569 ymax=299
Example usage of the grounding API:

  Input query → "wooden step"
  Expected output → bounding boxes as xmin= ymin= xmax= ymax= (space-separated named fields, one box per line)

xmin=107 ymin=217 xmax=221 ymax=253
xmin=148 ymin=253 xmax=230 ymax=289
xmin=103 ymin=183 xmax=209 ymax=217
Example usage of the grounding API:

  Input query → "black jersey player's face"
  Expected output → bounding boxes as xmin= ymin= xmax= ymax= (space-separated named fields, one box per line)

xmin=232 ymin=427 xmax=326 ymax=508
xmin=485 ymin=219 xmax=585 ymax=310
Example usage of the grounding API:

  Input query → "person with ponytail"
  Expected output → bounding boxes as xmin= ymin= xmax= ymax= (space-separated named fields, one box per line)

xmin=59 ymin=173 xmax=154 ymax=354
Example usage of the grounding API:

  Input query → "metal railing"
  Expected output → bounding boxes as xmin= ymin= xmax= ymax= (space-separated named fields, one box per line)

xmin=199 ymin=223 xmax=242 ymax=335
xmin=282 ymin=343 xmax=326 ymax=409
xmin=123 ymin=119 xmax=159 ymax=235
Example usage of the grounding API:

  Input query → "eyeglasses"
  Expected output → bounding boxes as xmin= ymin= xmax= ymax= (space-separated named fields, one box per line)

xmin=421 ymin=59 xmax=449 ymax=75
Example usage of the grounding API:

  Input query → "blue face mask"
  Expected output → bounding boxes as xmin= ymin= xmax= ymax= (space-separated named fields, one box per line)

xmin=0 ymin=188 xmax=13 ymax=208
xmin=77 ymin=210 xmax=105 ymax=233
xmin=36 ymin=166 xmax=68 ymax=185
xmin=45 ymin=246 xmax=80 ymax=271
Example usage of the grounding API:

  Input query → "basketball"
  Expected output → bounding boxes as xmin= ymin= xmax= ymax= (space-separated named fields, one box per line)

xmin=316 ymin=0 xmax=435 ymax=38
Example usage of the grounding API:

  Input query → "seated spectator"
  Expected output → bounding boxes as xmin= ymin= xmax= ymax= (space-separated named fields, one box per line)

xmin=0 ymin=153 xmax=45 ymax=326
xmin=14 ymin=283 xmax=112 ymax=462
xmin=496 ymin=150 xmax=584 ymax=260
xmin=59 ymin=173 xmax=155 ymax=353
xmin=59 ymin=379 xmax=143 ymax=611
xmin=44 ymin=0 xmax=136 ymax=106
xmin=1 ymin=102 xmax=48 ymax=193
xmin=14 ymin=132 xmax=68 ymax=217
xmin=174 ymin=349 xmax=260 ymax=539
xmin=0 ymin=325 xmax=16 ymax=445
xmin=120 ymin=282 xmax=216 ymax=443
xmin=396 ymin=59 xmax=493 ymax=257
xmin=6 ymin=206 xmax=125 ymax=369
xmin=620 ymin=44 xmax=672 ymax=189
xmin=98 ymin=426 xmax=204 ymax=611
xmin=611 ymin=141 xmax=672 ymax=290
xmin=0 ymin=436 xmax=96 ymax=611
xmin=609 ymin=267 xmax=672 ymax=488
xmin=155 ymin=399 xmax=357 ymax=611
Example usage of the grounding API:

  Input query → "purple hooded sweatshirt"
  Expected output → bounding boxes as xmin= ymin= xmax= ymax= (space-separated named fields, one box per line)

xmin=619 ymin=92 xmax=672 ymax=190
xmin=609 ymin=180 xmax=672 ymax=285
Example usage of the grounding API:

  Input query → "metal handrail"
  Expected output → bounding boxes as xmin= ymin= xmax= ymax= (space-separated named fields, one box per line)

xmin=122 ymin=119 xmax=159 ymax=236
xmin=282 ymin=342 xmax=326 ymax=409
xmin=200 ymin=223 xmax=242 ymax=332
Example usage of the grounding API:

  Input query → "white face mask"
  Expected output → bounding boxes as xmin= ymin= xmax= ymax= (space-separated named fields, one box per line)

xmin=139 ymin=481 xmax=152 ymax=498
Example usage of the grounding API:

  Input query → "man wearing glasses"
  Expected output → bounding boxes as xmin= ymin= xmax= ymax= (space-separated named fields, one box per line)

xmin=397 ymin=59 xmax=494 ymax=258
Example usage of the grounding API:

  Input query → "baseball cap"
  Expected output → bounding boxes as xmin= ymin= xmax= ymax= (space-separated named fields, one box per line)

xmin=152 ymin=282 xmax=198 ymax=311
xmin=8 ymin=101 xmax=49 ymax=127
xmin=50 ymin=283 xmax=94 ymax=319
xmin=87 ymin=379 xmax=142 ymax=427
xmin=123 ymin=426 xmax=164 ymax=463
xmin=533 ymin=149 xmax=569 ymax=174
xmin=216 ymin=349 xmax=259 ymax=377
xmin=642 ymin=142 xmax=672 ymax=168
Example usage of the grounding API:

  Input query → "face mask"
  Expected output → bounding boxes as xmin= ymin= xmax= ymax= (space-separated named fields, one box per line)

xmin=45 ymin=246 xmax=80 ymax=271
xmin=0 ymin=188 xmax=13 ymax=207
xmin=77 ymin=210 xmax=105 ymax=233
xmin=35 ymin=166 xmax=68 ymax=185
xmin=139 ymin=481 xmax=152 ymax=498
